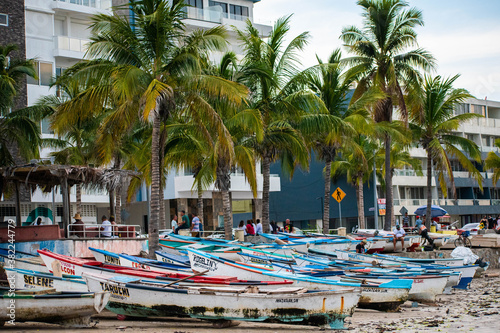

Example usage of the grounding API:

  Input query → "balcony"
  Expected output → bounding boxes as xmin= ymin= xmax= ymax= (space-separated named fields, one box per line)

xmin=52 ymin=0 xmax=112 ymax=15
xmin=185 ymin=7 xmax=249 ymax=24
xmin=53 ymin=36 xmax=90 ymax=59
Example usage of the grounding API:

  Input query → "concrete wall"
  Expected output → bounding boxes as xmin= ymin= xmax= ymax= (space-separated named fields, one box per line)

xmin=0 ymin=238 xmax=148 ymax=258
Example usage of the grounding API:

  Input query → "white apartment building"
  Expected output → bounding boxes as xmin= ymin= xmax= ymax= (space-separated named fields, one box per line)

xmin=1 ymin=0 xmax=277 ymax=229
xmin=389 ymin=97 xmax=500 ymax=227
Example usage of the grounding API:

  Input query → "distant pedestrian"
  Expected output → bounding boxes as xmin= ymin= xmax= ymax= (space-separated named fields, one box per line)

xmin=479 ymin=216 xmax=488 ymax=230
xmin=488 ymin=215 xmax=494 ymax=229
xmin=171 ymin=215 xmax=177 ymax=231
xmin=419 ymin=224 xmax=434 ymax=247
xmin=415 ymin=215 xmax=422 ymax=228
xmin=246 ymin=220 xmax=255 ymax=236
xmin=284 ymin=219 xmax=292 ymax=233
xmin=356 ymin=239 xmax=367 ymax=253
xmin=255 ymin=219 xmax=263 ymax=235
xmin=402 ymin=213 xmax=410 ymax=228
xmin=190 ymin=213 xmax=201 ymax=237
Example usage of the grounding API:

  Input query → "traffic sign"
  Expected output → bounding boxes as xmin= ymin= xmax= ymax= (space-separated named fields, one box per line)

xmin=399 ymin=206 xmax=408 ymax=215
xmin=332 ymin=187 xmax=346 ymax=203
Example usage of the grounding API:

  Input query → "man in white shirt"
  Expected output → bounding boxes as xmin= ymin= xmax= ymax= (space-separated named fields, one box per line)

xmin=100 ymin=215 xmax=112 ymax=237
xmin=255 ymin=219 xmax=263 ymax=235
xmin=392 ymin=224 xmax=405 ymax=251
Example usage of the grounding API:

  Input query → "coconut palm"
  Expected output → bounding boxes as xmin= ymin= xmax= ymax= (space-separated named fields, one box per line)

xmin=0 ymin=44 xmax=41 ymax=167
xmin=408 ymin=75 xmax=482 ymax=227
xmin=302 ymin=48 xmax=384 ymax=233
xmin=332 ymin=135 xmax=379 ymax=229
xmin=485 ymin=139 xmax=500 ymax=185
xmin=341 ymin=0 xmax=435 ymax=230
xmin=236 ymin=16 xmax=325 ymax=232
xmin=70 ymin=0 xmax=246 ymax=255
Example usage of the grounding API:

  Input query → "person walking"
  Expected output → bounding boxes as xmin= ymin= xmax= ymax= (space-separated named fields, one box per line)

xmin=190 ymin=212 xmax=201 ymax=237
xmin=402 ymin=212 xmax=410 ymax=228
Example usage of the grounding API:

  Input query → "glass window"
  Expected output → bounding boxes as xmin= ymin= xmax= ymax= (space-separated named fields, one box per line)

xmin=455 ymin=103 xmax=470 ymax=115
xmin=209 ymin=1 xmax=228 ymax=13
xmin=187 ymin=0 xmax=203 ymax=8
xmin=229 ymin=5 xmax=249 ymax=19
xmin=472 ymin=104 xmax=485 ymax=115
xmin=39 ymin=63 xmax=53 ymax=86
xmin=0 ymin=13 xmax=8 ymax=26
xmin=41 ymin=118 xmax=53 ymax=134
xmin=27 ymin=61 xmax=40 ymax=85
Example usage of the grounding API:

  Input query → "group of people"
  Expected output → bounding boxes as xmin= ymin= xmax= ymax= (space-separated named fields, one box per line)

xmin=479 ymin=215 xmax=500 ymax=230
xmin=70 ymin=214 xmax=117 ymax=237
xmin=171 ymin=210 xmax=202 ymax=237
xmin=237 ymin=219 xmax=263 ymax=236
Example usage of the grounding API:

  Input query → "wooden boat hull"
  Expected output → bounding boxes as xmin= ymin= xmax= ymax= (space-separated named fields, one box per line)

xmin=4 ymin=268 xmax=88 ymax=292
xmin=188 ymin=249 xmax=412 ymax=311
xmin=0 ymin=291 xmax=109 ymax=327
xmin=83 ymin=273 xmax=359 ymax=329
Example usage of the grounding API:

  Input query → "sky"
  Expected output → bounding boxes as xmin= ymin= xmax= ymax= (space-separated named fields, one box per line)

xmin=254 ymin=0 xmax=500 ymax=101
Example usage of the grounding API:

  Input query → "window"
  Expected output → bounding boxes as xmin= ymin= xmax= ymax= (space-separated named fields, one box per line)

xmin=0 ymin=13 xmax=8 ymax=26
xmin=472 ymin=104 xmax=485 ymax=116
xmin=209 ymin=1 xmax=228 ymax=13
xmin=27 ymin=61 xmax=53 ymax=86
xmin=229 ymin=4 xmax=249 ymax=20
xmin=491 ymin=188 xmax=500 ymax=200
xmin=455 ymin=103 xmax=470 ymax=115
xmin=482 ymin=135 xmax=491 ymax=147
xmin=187 ymin=0 xmax=203 ymax=8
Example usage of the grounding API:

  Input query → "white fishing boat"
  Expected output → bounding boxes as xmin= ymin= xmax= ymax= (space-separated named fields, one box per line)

xmin=0 ymin=290 xmax=109 ymax=327
xmin=187 ymin=248 xmax=412 ymax=311
xmin=83 ymin=272 xmax=360 ymax=329
xmin=4 ymin=268 xmax=88 ymax=292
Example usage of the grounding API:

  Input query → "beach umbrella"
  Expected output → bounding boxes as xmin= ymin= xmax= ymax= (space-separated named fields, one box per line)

xmin=414 ymin=205 xmax=448 ymax=218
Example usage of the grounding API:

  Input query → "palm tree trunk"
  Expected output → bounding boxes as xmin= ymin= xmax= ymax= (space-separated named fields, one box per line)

xmin=384 ymin=135 xmax=393 ymax=231
xmin=261 ymin=156 xmax=270 ymax=233
xmin=159 ymin=181 xmax=165 ymax=230
xmin=357 ymin=176 xmax=365 ymax=229
xmin=149 ymin=111 xmax=161 ymax=258
xmin=222 ymin=190 xmax=232 ymax=240
xmin=426 ymin=151 xmax=432 ymax=229
xmin=323 ymin=157 xmax=332 ymax=233
xmin=76 ymin=184 xmax=82 ymax=215
xmin=115 ymin=185 xmax=121 ymax=224
xmin=109 ymin=189 xmax=115 ymax=219
xmin=197 ymin=181 xmax=204 ymax=225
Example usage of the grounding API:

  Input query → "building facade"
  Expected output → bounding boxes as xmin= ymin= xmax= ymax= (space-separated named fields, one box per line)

xmin=0 ymin=0 xmax=276 ymax=231
xmin=270 ymin=97 xmax=500 ymax=232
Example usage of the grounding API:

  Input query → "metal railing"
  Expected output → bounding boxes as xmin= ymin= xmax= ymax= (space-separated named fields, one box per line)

xmin=54 ymin=36 xmax=90 ymax=53
xmin=394 ymin=198 xmax=496 ymax=207
xmin=185 ymin=7 xmax=249 ymax=24
xmin=53 ymin=0 xmax=112 ymax=10
xmin=67 ymin=223 xmax=141 ymax=238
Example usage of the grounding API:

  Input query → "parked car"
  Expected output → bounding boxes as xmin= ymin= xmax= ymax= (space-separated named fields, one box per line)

xmin=457 ymin=223 xmax=480 ymax=235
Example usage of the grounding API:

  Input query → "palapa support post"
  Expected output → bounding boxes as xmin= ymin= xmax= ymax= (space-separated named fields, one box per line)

xmin=14 ymin=180 xmax=22 ymax=226
xmin=61 ymin=176 xmax=71 ymax=237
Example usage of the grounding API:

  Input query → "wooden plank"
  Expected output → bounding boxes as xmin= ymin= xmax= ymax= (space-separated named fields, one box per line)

xmin=16 ymin=288 xmax=56 ymax=295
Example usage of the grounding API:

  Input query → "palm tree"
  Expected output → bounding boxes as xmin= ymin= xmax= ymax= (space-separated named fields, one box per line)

xmin=303 ymin=48 xmax=381 ymax=233
xmin=0 ymin=44 xmax=41 ymax=199
xmin=485 ymin=139 xmax=500 ymax=185
xmin=408 ymin=75 xmax=482 ymax=227
xmin=332 ymin=135 xmax=379 ymax=229
xmin=0 ymin=44 xmax=37 ymax=114
xmin=341 ymin=0 xmax=435 ymax=230
xmin=236 ymin=16 xmax=322 ymax=232
xmin=72 ymin=0 xmax=245 ymax=255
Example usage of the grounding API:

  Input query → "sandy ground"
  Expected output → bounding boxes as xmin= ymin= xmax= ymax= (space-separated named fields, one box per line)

xmin=2 ymin=269 xmax=500 ymax=332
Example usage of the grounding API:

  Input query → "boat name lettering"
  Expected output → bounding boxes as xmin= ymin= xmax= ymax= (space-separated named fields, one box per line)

xmin=276 ymin=298 xmax=299 ymax=303
xmin=99 ymin=282 xmax=130 ymax=298
xmin=192 ymin=254 xmax=218 ymax=271
xmin=414 ymin=279 xmax=424 ymax=284
xmin=363 ymin=287 xmax=387 ymax=293
xmin=161 ymin=258 xmax=175 ymax=264
xmin=250 ymin=257 xmax=268 ymax=265
xmin=60 ymin=261 xmax=76 ymax=275
xmin=104 ymin=254 xmax=120 ymax=265
xmin=131 ymin=262 xmax=150 ymax=270
xmin=24 ymin=275 xmax=54 ymax=288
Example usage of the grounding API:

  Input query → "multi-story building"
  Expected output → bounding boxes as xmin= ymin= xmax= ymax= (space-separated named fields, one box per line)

xmin=0 ymin=0 xmax=276 ymax=230
xmin=269 ymin=97 xmax=500 ymax=232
